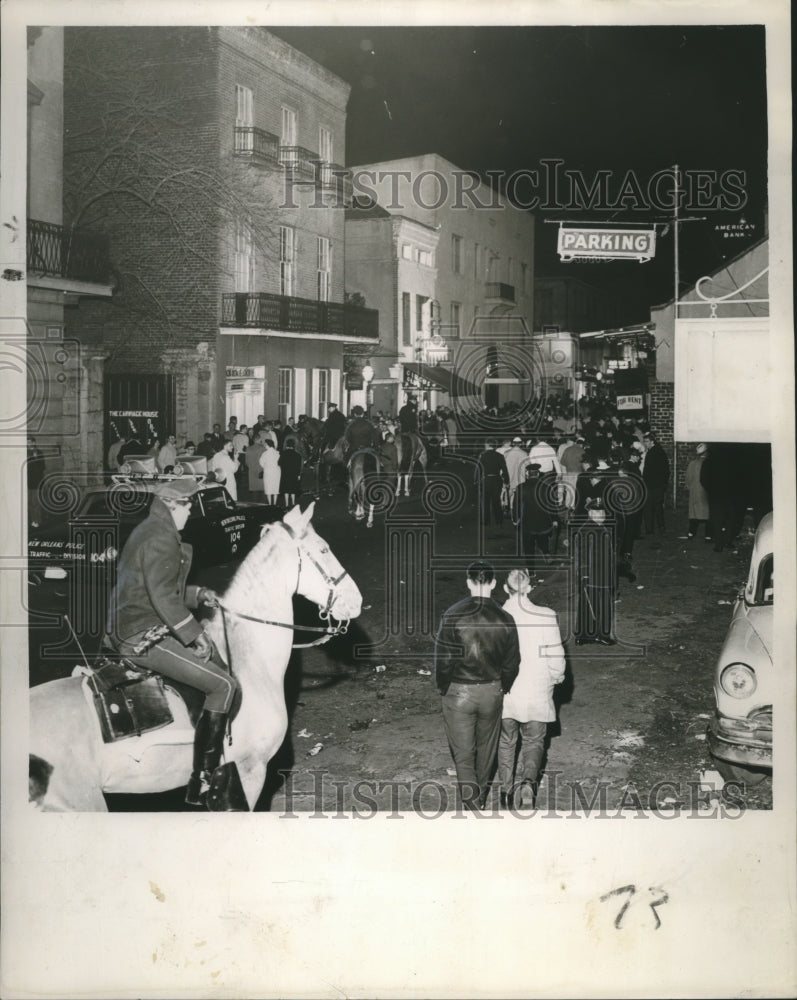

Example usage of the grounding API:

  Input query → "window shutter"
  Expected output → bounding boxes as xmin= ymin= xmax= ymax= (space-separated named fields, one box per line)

xmin=294 ymin=368 xmax=307 ymax=420
xmin=311 ymin=368 xmax=320 ymax=419
xmin=330 ymin=369 xmax=341 ymax=408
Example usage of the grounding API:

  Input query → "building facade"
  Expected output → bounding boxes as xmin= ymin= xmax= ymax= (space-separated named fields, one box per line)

xmin=27 ymin=27 xmax=115 ymax=478
xmin=62 ymin=26 xmax=378 ymax=466
xmin=346 ymin=154 xmax=535 ymax=412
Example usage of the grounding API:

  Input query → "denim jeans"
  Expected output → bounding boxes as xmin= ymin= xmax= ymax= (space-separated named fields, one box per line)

xmin=497 ymin=719 xmax=547 ymax=791
xmin=441 ymin=681 xmax=503 ymax=808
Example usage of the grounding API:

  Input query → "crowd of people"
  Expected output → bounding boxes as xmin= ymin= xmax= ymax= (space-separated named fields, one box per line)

xmin=107 ymin=414 xmax=306 ymax=507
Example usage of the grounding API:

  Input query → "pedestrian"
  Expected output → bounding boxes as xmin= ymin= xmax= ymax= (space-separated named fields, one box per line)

xmin=104 ymin=478 xmax=240 ymax=809
xmin=572 ymin=481 xmax=617 ymax=646
xmin=232 ymin=424 xmax=250 ymax=458
xmin=210 ymin=439 xmax=238 ymax=502
xmin=513 ymin=463 xmax=555 ymax=562
xmin=685 ymin=443 xmax=710 ymax=539
xmin=244 ymin=433 xmax=265 ymax=502
xmin=278 ymin=440 xmax=303 ymax=507
xmin=210 ymin=423 xmax=225 ymax=452
xmin=259 ymin=438 xmax=281 ymax=504
xmin=497 ymin=569 xmax=566 ymax=809
xmin=476 ymin=438 xmax=510 ymax=527
xmin=224 ymin=417 xmax=238 ymax=442
xmin=157 ymin=433 xmax=178 ymax=473
xmin=528 ymin=434 xmax=563 ymax=476
xmin=434 ymin=561 xmax=520 ymax=812
xmin=27 ymin=436 xmax=46 ymax=528
xmin=503 ymin=436 xmax=529 ymax=510
xmin=379 ymin=432 xmax=399 ymax=495
xmin=642 ymin=432 xmax=670 ymax=536
xmin=442 ymin=409 xmax=458 ymax=454
xmin=197 ymin=433 xmax=216 ymax=462
xmin=559 ymin=434 xmax=586 ymax=513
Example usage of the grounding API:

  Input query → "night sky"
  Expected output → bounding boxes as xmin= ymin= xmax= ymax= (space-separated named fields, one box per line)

xmin=271 ymin=24 xmax=769 ymax=324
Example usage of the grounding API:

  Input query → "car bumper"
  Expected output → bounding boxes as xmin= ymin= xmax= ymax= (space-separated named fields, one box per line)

xmin=707 ymin=712 xmax=772 ymax=768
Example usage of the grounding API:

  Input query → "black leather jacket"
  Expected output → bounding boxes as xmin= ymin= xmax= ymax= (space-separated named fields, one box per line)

xmin=434 ymin=596 xmax=520 ymax=695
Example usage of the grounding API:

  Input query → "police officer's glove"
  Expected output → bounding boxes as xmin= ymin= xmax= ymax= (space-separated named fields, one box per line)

xmin=198 ymin=587 xmax=219 ymax=608
xmin=193 ymin=632 xmax=213 ymax=662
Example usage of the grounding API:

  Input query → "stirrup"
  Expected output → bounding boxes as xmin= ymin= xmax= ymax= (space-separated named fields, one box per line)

xmin=185 ymin=770 xmax=212 ymax=806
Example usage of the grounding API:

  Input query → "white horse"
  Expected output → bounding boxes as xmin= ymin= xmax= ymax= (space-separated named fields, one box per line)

xmin=29 ymin=503 xmax=362 ymax=811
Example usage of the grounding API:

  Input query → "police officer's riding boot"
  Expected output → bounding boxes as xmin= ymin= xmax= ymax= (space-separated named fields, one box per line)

xmin=500 ymin=790 xmax=514 ymax=810
xmin=185 ymin=710 xmax=228 ymax=806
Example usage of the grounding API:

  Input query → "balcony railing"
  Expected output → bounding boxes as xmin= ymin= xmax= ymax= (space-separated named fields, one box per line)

xmin=221 ymin=291 xmax=379 ymax=340
xmin=279 ymin=145 xmax=318 ymax=183
xmin=27 ymin=218 xmax=112 ymax=284
xmin=485 ymin=281 xmax=516 ymax=303
xmin=233 ymin=125 xmax=280 ymax=166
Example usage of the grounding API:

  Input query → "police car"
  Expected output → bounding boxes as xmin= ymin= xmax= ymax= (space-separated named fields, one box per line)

xmin=28 ymin=455 xmax=281 ymax=579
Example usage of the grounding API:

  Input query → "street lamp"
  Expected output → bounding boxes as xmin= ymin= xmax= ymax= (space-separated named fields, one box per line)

xmin=361 ymin=362 xmax=374 ymax=415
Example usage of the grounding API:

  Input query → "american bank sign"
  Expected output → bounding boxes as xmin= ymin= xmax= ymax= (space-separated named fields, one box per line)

xmin=557 ymin=226 xmax=657 ymax=262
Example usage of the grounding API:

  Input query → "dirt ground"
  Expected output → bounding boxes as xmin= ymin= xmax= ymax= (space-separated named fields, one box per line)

xmin=257 ymin=458 xmax=773 ymax=815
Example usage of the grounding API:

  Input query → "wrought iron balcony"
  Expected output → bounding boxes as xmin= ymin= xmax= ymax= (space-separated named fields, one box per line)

xmin=485 ymin=281 xmax=516 ymax=304
xmin=279 ymin=145 xmax=318 ymax=183
xmin=315 ymin=162 xmax=352 ymax=203
xmin=27 ymin=217 xmax=112 ymax=284
xmin=233 ymin=126 xmax=280 ymax=166
xmin=221 ymin=291 xmax=379 ymax=340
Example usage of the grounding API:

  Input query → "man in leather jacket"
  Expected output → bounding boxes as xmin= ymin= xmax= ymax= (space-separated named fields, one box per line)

xmin=105 ymin=478 xmax=241 ymax=808
xmin=434 ymin=561 xmax=520 ymax=811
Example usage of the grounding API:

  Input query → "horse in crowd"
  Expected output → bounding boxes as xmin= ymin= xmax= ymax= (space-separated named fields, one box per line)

xmin=29 ymin=504 xmax=362 ymax=812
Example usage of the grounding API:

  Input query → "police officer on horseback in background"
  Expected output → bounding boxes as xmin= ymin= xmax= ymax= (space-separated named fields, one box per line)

xmin=323 ymin=401 xmax=346 ymax=449
xmin=105 ymin=478 xmax=242 ymax=808
xmin=344 ymin=404 xmax=380 ymax=454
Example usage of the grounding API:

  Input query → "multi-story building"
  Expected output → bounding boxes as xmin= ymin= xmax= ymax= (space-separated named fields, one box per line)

xmin=346 ymin=154 xmax=535 ymax=412
xmin=26 ymin=27 xmax=115 ymax=476
xmin=62 ymin=26 xmax=379 ymax=465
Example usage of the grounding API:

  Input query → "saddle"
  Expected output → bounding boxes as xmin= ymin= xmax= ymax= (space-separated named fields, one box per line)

xmin=77 ymin=656 xmax=174 ymax=744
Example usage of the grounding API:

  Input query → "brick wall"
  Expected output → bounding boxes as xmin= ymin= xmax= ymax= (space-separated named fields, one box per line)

xmin=649 ymin=378 xmax=675 ymax=507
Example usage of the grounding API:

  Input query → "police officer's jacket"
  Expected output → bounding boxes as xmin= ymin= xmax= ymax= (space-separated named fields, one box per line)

xmin=107 ymin=498 xmax=204 ymax=645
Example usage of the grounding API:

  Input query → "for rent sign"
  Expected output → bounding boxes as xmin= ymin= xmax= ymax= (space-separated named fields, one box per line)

xmin=557 ymin=227 xmax=657 ymax=262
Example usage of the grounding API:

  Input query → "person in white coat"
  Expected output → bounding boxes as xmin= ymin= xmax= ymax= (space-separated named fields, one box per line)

xmin=259 ymin=438 xmax=281 ymax=504
xmin=497 ymin=568 xmax=566 ymax=809
xmin=210 ymin=440 xmax=238 ymax=502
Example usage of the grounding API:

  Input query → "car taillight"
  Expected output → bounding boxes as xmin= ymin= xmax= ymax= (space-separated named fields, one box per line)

xmin=720 ymin=662 xmax=757 ymax=698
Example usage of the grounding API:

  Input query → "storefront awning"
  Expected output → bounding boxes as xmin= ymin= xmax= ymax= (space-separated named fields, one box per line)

xmin=403 ymin=363 xmax=480 ymax=398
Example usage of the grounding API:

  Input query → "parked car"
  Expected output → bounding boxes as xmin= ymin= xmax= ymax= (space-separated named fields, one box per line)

xmin=28 ymin=472 xmax=281 ymax=579
xmin=707 ymin=511 xmax=773 ymax=785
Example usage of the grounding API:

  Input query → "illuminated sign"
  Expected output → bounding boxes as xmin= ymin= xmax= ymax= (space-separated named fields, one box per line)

xmin=557 ymin=227 xmax=656 ymax=262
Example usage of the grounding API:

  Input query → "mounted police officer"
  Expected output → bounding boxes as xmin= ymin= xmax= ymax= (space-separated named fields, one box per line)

xmin=105 ymin=478 xmax=241 ymax=808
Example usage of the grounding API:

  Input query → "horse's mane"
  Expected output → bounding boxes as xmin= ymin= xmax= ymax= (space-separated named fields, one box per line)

xmin=223 ymin=520 xmax=294 ymax=605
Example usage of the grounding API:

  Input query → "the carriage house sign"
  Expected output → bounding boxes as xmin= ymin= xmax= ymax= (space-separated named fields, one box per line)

xmin=557 ymin=226 xmax=657 ymax=262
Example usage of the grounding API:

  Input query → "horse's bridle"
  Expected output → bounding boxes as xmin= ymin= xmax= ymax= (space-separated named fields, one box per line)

xmin=217 ymin=521 xmax=351 ymax=649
